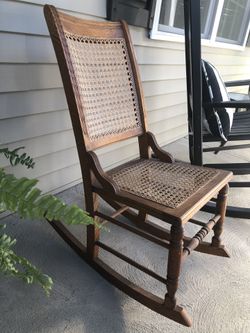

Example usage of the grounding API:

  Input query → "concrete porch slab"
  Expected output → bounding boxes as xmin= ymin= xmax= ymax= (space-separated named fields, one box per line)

xmin=1 ymin=137 xmax=250 ymax=333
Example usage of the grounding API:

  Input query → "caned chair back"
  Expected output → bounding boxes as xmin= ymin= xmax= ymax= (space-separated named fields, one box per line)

xmin=44 ymin=5 xmax=147 ymax=151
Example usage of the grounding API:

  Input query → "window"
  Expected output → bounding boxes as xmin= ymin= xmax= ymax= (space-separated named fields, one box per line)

xmin=217 ymin=0 xmax=250 ymax=44
xmin=151 ymin=0 xmax=250 ymax=48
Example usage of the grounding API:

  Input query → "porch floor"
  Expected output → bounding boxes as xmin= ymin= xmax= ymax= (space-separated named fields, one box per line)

xmin=1 ymin=137 xmax=250 ymax=333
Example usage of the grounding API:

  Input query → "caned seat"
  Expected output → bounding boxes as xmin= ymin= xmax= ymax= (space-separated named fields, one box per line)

xmin=108 ymin=159 xmax=218 ymax=209
xmin=44 ymin=4 xmax=233 ymax=327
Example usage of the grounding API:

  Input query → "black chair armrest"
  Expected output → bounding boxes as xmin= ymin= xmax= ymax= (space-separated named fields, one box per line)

xmin=211 ymin=100 xmax=250 ymax=109
xmin=225 ymin=79 xmax=250 ymax=88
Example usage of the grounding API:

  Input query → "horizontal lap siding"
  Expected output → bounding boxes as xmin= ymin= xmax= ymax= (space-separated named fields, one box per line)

xmin=2 ymin=0 xmax=249 ymax=194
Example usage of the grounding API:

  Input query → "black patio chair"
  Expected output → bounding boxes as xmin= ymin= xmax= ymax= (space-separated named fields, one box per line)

xmin=184 ymin=0 xmax=250 ymax=219
xmin=201 ymin=59 xmax=250 ymax=161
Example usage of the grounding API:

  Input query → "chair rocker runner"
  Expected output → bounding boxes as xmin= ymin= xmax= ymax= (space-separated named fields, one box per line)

xmin=44 ymin=5 xmax=232 ymax=327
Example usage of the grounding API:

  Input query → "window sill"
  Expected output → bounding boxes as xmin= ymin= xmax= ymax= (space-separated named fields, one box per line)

xmin=150 ymin=30 xmax=246 ymax=51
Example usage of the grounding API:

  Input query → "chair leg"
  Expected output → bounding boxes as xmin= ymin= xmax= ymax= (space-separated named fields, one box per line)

xmin=162 ymin=224 xmax=192 ymax=326
xmin=212 ymin=184 xmax=229 ymax=248
xmin=86 ymin=192 xmax=100 ymax=259
xmin=164 ymin=224 xmax=184 ymax=308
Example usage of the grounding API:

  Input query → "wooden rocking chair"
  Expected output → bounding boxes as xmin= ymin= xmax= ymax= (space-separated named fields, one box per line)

xmin=44 ymin=5 xmax=232 ymax=327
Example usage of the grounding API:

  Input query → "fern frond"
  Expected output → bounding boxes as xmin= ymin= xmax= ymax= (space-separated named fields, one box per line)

xmin=0 ymin=225 xmax=53 ymax=295
xmin=0 ymin=168 xmax=94 ymax=226
xmin=0 ymin=147 xmax=35 ymax=169
xmin=0 ymin=148 xmax=99 ymax=296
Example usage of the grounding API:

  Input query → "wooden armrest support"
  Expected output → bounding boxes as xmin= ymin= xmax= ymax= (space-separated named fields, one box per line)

xmin=146 ymin=132 xmax=174 ymax=163
xmin=87 ymin=151 xmax=118 ymax=193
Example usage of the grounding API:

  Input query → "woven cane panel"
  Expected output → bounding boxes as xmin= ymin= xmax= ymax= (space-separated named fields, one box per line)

xmin=109 ymin=159 xmax=218 ymax=208
xmin=65 ymin=33 xmax=142 ymax=142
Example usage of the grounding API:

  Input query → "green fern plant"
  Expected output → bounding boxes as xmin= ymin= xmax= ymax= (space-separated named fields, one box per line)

xmin=0 ymin=146 xmax=35 ymax=169
xmin=0 ymin=224 xmax=53 ymax=295
xmin=0 ymin=147 xmax=95 ymax=295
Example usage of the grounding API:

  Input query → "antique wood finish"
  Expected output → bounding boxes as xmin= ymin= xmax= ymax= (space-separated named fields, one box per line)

xmin=96 ymin=240 xmax=168 ymax=284
xmin=212 ymin=185 xmax=229 ymax=248
xmin=183 ymin=214 xmax=220 ymax=258
xmin=86 ymin=192 xmax=100 ymax=259
xmin=165 ymin=224 xmax=184 ymax=310
xmin=44 ymin=5 xmax=233 ymax=327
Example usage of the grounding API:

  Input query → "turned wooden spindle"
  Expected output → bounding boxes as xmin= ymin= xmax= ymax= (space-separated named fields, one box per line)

xmin=165 ymin=224 xmax=184 ymax=308
xmin=212 ymin=185 xmax=229 ymax=247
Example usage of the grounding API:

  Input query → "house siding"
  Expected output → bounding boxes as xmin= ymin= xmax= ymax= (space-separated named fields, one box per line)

xmin=1 ymin=0 xmax=250 ymax=194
